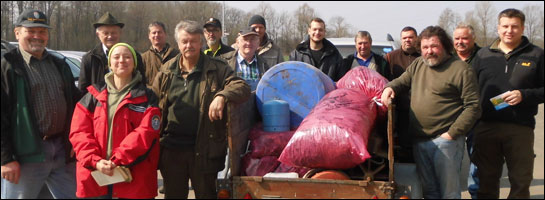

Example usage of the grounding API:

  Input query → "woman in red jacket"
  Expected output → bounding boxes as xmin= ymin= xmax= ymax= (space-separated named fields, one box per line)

xmin=70 ymin=43 xmax=161 ymax=198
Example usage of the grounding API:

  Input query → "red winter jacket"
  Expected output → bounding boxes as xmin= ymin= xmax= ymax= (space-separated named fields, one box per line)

xmin=69 ymin=83 xmax=161 ymax=198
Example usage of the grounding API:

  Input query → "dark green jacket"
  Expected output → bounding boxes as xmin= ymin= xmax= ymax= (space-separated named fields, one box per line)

xmin=151 ymin=53 xmax=250 ymax=172
xmin=1 ymin=48 xmax=81 ymax=165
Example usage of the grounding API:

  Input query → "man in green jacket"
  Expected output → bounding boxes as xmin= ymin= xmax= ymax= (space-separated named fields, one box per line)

xmin=142 ymin=21 xmax=179 ymax=87
xmin=381 ymin=26 xmax=481 ymax=199
xmin=151 ymin=20 xmax=250 ymax=199
xmin=1 ymin=9 xmax=80 ymax=199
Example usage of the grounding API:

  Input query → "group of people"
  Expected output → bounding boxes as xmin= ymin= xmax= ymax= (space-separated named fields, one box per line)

xmin=1 ymin=7 xmax=542 ymax=200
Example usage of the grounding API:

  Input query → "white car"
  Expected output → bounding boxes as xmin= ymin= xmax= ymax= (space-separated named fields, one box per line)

xmin=328 ymin=34 xmax=397 ymax=57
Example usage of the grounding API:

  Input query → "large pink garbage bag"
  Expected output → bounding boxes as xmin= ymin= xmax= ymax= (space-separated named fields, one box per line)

xmin=278 ymin=88 xmax=377 ymax=169
xmin=336 ymin=66 xmax=389 ymax=118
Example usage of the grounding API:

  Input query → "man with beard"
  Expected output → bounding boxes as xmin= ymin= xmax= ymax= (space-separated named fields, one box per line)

xmin=452 ymin=23 xmax=481 ymax=199
xmin=1 ymin=9 xmax=80 ymax=199
xmin=381 ymin=26 xmax=481 ymax=199
xmin=289 ymin=18 xmax=344 ymax=81
xmin=202 ymin=18 xmax=234 ymax=58
xmin=79 ymin=12 xmax=146 ymax=95
xmin=384 ymin=26 xmax=421 ymax=162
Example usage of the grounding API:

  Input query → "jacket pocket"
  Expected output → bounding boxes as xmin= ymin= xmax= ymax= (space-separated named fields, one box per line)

xmin=510 ymin=59 xmax=537 ymax=88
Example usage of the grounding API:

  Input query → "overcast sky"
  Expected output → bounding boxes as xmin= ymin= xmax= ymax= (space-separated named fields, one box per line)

xmin=222 ymin=1 xmax=543 ymax=41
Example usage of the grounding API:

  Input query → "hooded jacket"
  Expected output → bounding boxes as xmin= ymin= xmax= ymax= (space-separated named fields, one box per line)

xmin=69 ymin=81 xmax=160 ymax=198
xmin=289 ymin=38 xmax=344 ymax=81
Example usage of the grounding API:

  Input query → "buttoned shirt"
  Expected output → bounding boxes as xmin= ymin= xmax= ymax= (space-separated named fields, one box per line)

xmin=236 ymin=53 xmax=259 ymax=90
xmin=19 ymin=48 xmax=67 ymax=136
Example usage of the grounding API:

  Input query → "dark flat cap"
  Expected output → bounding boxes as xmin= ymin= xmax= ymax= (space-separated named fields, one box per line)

xmin=16 ymin=9 xmax=50 ymax=28
xmin=93 ymin=12 xmax=124 ymax=29
xmin=239 ymin=26 xmax=258 ymax=37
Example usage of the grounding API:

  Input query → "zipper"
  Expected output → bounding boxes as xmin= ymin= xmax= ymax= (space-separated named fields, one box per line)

xmin=505 ymin=64 xmax=508 ymax=73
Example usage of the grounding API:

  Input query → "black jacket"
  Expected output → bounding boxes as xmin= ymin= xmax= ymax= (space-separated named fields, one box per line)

xmin=289 ymin=38 xmax=344 ymax=81
xmin=79 ymin=44 xmax=146 ymax=95
xmin=340 ymin=52 xmax=391 ymax=81
xmin=1 ymin=48 xmax=81 ymax=165
xmin=472 ymin=36 xmax=544 ymax=128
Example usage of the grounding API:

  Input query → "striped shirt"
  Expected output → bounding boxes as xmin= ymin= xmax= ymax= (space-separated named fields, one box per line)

xmin=20 ymin=48 xmax=67 ymax=136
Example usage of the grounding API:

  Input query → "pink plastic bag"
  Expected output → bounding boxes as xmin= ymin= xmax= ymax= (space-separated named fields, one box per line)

xmin=336 ymin=66 xmax=389 ymax=119
xmin=241 ymin=155 xmax=280 ymax=176
xmin=278 ymin=88 xmax=377 ymax=169
xmin=248 ymin=123 xmax=296 ymax=158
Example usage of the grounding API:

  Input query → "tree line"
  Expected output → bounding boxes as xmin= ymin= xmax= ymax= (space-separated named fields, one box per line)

xmin=2 ymin=1 xmax=543 ymax=56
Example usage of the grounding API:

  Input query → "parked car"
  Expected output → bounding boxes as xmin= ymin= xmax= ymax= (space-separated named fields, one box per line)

xmin=328 ymin=34 xmax=397 ymax=57
xmin=1 ymin=40 xmax=81 ymax=87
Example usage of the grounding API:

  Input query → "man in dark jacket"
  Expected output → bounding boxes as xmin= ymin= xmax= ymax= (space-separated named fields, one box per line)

xmin=471 ymin=8 xmax=544 ymax=199
xmin=289 ymin=18 xmax=343 ymax=81
xmin=452 ymin=22 xmax=481 ymax=199
xmin=1 ymin=9 xmax=80 ymax=199
xmin=79 ymin=12 xmax=146 ymax=95
xmin=339 ymin=31 xmax=391 ymax=80
xmin=151 ymin=20 xmax=250 ymax=199
xmin=248 ymin=15 xmax=284 ymax=67
xmin=142 ymin=21 xmax=179 ymax=87
xmin=202 ymin=18 xmax=235 ymax=58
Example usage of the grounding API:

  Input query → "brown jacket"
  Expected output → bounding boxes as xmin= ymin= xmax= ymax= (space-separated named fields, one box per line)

xmin=151 ymin=53 xmax=250 ymax=172
xmin=141 ymin=44 xmax=179 ymax=87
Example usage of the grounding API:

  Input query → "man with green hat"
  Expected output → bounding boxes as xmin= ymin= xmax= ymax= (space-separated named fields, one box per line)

xmin=79 ymin=12 xmax=147 ymax=95
xmin=1 ymin=9 xmax=79 ymax=199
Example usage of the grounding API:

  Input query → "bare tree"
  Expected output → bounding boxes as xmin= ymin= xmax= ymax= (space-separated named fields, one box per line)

xmin=294 ymin=3 xmax=316 ymax=40
xmin=474 ymin=1 xmax=496 ymax=46
xmin=328 ymin=16 xmax=351 ymax=38
xmin=522 ymin=4 xmax=544 ymax=46
xmin=438 ymin=8 xmax=462 ymax=36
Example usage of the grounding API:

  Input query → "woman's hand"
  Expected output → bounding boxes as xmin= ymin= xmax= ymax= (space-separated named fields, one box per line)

xmin=96 ymin=159 xmax=117 ymax=176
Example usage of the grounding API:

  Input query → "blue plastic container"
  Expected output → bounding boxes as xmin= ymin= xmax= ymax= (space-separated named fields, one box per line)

xmin=262 ymin=100 xmax=290 ymax=132
xmin=256 ymin=61 xmax=336 ymax=129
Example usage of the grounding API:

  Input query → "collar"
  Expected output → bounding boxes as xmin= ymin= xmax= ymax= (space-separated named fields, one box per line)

xmin=152 ymin=43 xmax=170 ymax=54
xmin=355 ymin=52 xmax=373 ymax=61
xmin=19 ymin=47 xmax=49 ymax=65
xmin=204 ymin=42 xmax=223 ymax=57
xmin=236 ymin=52 xmax=257 ymax=65
xmin=102 ymin=43 xmax=109 ymax=58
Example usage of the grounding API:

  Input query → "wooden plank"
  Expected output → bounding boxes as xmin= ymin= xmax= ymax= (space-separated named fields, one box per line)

xmin=232 ymin=176 xmax=392 ymax=199
xmin=227 ymin=92 xmax=258 ymax=177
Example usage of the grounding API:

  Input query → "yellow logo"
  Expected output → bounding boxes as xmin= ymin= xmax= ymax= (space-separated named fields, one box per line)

xmin=521 ymin=62 xmax=531 ymax=67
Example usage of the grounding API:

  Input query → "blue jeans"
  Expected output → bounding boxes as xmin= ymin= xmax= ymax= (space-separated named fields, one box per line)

xmin=466 ymin=131 xmax=479 ymax=199
xmin=413 ymin=136 xmax=464 ymax=199
xmin=1 ymin=137 xmax=76 ymax=199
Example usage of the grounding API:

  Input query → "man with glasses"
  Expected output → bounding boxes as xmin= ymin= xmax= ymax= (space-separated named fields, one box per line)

xmin=202 ymin=18 xmax=234 ymax=58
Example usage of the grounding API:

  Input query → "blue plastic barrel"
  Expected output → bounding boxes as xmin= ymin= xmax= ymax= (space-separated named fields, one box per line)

xmin=262 ymin=100 xmax=290 ymax=132
xmin=256 ymin=61 xmax=336 ymax=129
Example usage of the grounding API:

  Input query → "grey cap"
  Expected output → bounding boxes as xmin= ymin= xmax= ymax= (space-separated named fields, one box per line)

xmin=16 ymin=9 xmax=50 ymax=29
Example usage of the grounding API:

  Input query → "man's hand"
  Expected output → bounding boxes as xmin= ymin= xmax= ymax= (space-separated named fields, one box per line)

xmin=1 ymin=161 xmax=21 ymax=184
xmin=439 ymin=132 xmax=453 ymax=140
xmin=96 ymin=159 xmax=116 ymax=176
xmin=209 ymin=95 xmax=226 ymax=122
xmin=381 ymin=87 xmax=395 ymax=107
xmin=503 ymin=90 xmax=523 ymax=106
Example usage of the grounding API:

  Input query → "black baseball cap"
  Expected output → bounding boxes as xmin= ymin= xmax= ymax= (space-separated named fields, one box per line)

xmin=16 ymin=9 xmax=50 ymax=29
xmin=204 ymin=18 xmax=222 ymax=29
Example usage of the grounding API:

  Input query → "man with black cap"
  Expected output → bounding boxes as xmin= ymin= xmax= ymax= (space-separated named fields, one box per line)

xmin=202 ymin=17 xmax=234 ymax=57
xmin=221 ymin=27 xmax=271 ymax=91
xmin=1 ymin=9 xmax=79 ymax=199
xmin=79 ymin=12 xmax=146 ymax=95
xmin=248 ymin=14 xmax=284 ymax=67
